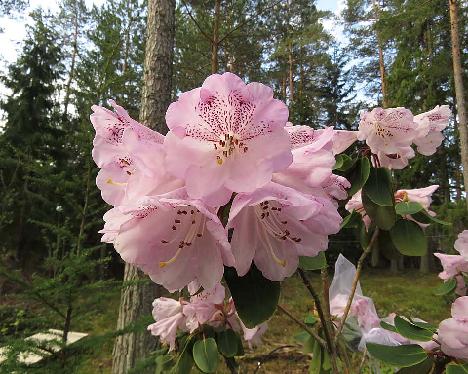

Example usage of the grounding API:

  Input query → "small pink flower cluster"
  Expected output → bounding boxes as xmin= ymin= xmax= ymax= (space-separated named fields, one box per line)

xmin=147 ymin=283 xmax=266 ymax=351
xmin=345 ymin=185 xmax=439 ymax=230
xmin=434 ymin=230 xmax=468 ymax=295
xmin=357 ymin=106 xmax=450 ymax=169
xmin=91 ymin=73 xmax=346 ymax=291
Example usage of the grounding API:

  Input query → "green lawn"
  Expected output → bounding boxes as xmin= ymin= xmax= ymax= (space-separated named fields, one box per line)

xmin=3 ymin=270 xmax=450 ymax=373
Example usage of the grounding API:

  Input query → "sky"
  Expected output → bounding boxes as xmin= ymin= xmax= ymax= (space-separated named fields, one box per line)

xmin=0 ymin=0 xmax=345 ymax=70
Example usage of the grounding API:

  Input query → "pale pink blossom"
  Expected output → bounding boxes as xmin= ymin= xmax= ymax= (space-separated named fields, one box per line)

xmin=357 ymin=107 xmax=416 ymax=155
xmin=413 ymin=105 xmax=450 ymax=156
xmin=375 ymin=146 xmax=415 ymax=170
xmin=228 ymin=182 xmax=341 ymax=281
xmin=438 ymin=296 xmax=468 ymax=360
xmin=344 ymin=191 xmax=371 ymax=229
xmin=101 ymin=189 xmax=234 ymax=291
xmin=164 ymin=73 xmax=292 ymax=206
xmin=239 ymin=320 xmax=268 ymax=348
xmin=147 ymin=297 xmax=187 ymax=351
xmin=91 ymin=100 xmax=167 ymax=206
xmin=434 ymin=253 xmax=468 ymax=296
xmin=455 ymin=230 xmax=468 ymax=260
xmin=285 ymin=122 xmax=357 ymax=154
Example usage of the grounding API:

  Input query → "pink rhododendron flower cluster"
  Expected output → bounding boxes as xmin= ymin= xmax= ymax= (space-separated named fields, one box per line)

xmin=434 ymin=230 xmax=468 ymax=296
xmin=147 ymin=283 xmax=267 ymax=351
xmin=357 ymin=106 xmax=450 ymax=169
xmin=345 ymin=185 xmax=439 ymax=230
xmin=437 ymin=296 xmax=468 ymax=360
xmin=92 ymin=72 xmax=344 ymax=290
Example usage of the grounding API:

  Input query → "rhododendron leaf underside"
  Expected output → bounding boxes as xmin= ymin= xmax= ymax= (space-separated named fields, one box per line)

xmin=224 ymin=265 xmax=280 ymax=328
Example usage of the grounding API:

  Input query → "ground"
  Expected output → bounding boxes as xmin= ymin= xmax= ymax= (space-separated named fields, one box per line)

xmin=1 ymin=270 xmax=450 ymax=373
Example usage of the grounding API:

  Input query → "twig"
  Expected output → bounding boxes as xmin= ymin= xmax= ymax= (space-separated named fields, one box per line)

xmin=277 ymin=304 xmax=327 ymax=350
xmin=358 ymin=347 xmax=368 ymax=372
xmin=181 ymin=1 xmax=213 ymax=43
xmin=334 ymin=228 xmax=380 ymax=341
xmin=297 ymin=269 xmax=339 ymax=373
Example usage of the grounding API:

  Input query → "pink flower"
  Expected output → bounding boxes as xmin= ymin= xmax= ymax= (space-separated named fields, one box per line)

xmin=433 ymin=253 xmax=468 ymax=295
xmin=344 ymin=191 xmax=371 ymax=229
xmin=91 ymin=100 xmax=167 ymax=206
xmin=183 ymin=283 xmax=226 ymax=332
xmin=455 ymin=230 xmax=468 ymax=260
xmin=147 ymin=297 xmax=187 ymax=351
xmin=358 ymin=107 xmax=416 ymax=155
xmin=285 ymin=122 xmax=357 ymax=154
xmin=228 ymin=182 xmax=341 ymax=281
xmin=438 ymin=296 xmax=468 ymax=360
xmin=239 ymin=320 xmax=268 ymax=348
xmin=375 ymin=146 xmax=415 ymax=170
xmin=413 ymin=105 xmax=450 ymax=156
xmin=164 ymin=73 xmax=292 ymax=206
xmin=101 ymin=189 xmax=234 ymax=291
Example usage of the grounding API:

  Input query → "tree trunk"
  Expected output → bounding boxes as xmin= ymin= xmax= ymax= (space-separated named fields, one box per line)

xmin=211 ymin=0 xmax=221 ymax=74
xmin=372 ymin=0 xmax=388 ymax=107
xmin=288 ymin=43 xmax=294 ymax=103
xmin=390 ymin=259 xmax=398 ymax=273
xmin=449 ymin=0 xmax=468 ymax=200
xmin=112 ymin=1 xmax=175 ymax=373
xmin=63 ymin=2 xmax=79 ymax=119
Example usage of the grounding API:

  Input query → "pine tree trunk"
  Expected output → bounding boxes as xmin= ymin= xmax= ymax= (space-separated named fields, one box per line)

xmin=211 ymin=0 xmax=221 ymax=74
xmin=373 ymin=0 xmax=388 ymax=108
xmin=63 ymin=2 xmax=79 ymax=119
xmin=288 ymin=43 xmax=294 ymax=103
xmin=112 ymin=1 xmax=175 ymax=373
xmin=449 ymin=0 xmax=468 ymax=200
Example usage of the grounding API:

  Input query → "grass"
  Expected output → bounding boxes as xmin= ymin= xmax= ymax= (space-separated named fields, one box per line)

xmin=1 ymin=270 xmax=450 ymax=373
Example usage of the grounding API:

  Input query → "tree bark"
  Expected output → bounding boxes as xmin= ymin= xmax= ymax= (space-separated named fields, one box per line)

xmin=373 ymin=0 xmax=388 ymax=108
xmin=63 ymin=1 xmax=79 ymax=119
xmin=449 ymin=0 xmax=468 ymax=200
xmin=112 ymin=1 xmax=175 ymax=373
xmin=288 ymin=42 xmax=294 ymax=103
xmin=211 ymin=0 xmax=221 ymax=74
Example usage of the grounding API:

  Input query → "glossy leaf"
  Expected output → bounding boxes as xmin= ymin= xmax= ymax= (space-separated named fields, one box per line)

xmin=396 ymin=357 xmax=434 ymax=374
xmin=366 ymin=343 xmax=428 ymax=367
xmin=434 ymin=278 xmax=457 ymax=296
xmin=396 ymin=201 xmax=424 ymax=216
xmin=224 ymin=265 xmax=280 ymax=328
xmin=192 ymin=338 xmax=219 ymax=373
xmin=446 ymin=363 xmax=468 ymax=374
xmin=363 ymin=167 xmax=394 ymax=206
xmin=346 ymin=157 xmax=371 ymax=197
xmin=216 ymin=330 xmax=239 ymax=358
xmin=380 ymin=321 xmax=398 ymax=333
xmin=412 ymin=210 xmax=451 ymax=226
xmin=299 ymin=252 xmax=327 ymax=270
xmin=362 ymin=191 xmax=396 ymax=230
xmin=334 ymin=154 xmax=355 ymax=171
xmin=394 ymin=316 xmax=433 ymax=341
xmin=390 ymin=219 xmax=427 ymax=256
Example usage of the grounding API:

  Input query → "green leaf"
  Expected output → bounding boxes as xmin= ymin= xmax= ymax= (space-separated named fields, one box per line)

xmin=334 ymin=154 xmax=355 ymax=171
xmin=366 ymin=343 xmax=428 ymax=367
xmin=309 ymin=340 xmax=322 ymax=373
xmin=378 ymin=230 xmax=402 ymax=261
xmin=362 ymin=191 xmax=396 ymax=230
xmin=155 ymin=355 xmax=174 ymax=374
xmin=396 ymin=357 xmax=434 ymax=374
xmin=216 ymin=330 xmax=239 ymax=358
xmin=303 ymin=334 xmax=316 ymax=354
xmin=390 ymin=219 xmax=427 ymax=256
xmin=340 ymin=210 xmax=363 ymax=229
xmin=408 ymin=319 xmax=437 ymax=333
xmin=412 ymin=210 xmax=451 ymax=226
xmin=394 ymin=316 xmax=433 ymax=341
xmin=192 ymin=338 xmax=219 ymax=373
xmin=362 ymin=167 xmax=394 ymax=206
xmin=380 ymin=321 xmax=398 ymax=333
xmin=224 ymin=265 xmax=280 ymax=328
xmin=434 ymin=278 xmax=457 ymax=296
xmin=304 ymin=314 xmax=318 ymax=326
xmin=299 ymin=252 xmax=327 ymax=270
xmin=346 ymin=157 xmax=371 ymax=197
xmin=395 ymin=201 xmax=424 ymax=216
xmin=446 ymin=363 xmax=468 ymax=374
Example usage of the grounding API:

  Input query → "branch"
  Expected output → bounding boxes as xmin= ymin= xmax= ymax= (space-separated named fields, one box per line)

xmin=181 ymin=1 xmax=213 ymax=43
xmin=277 ymin=304 xmax=327 ymax=350
xmin=334 ymin=228 xmax=380 ymax=340
xmin=297 ymin=269 xmax=339 ymax=373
